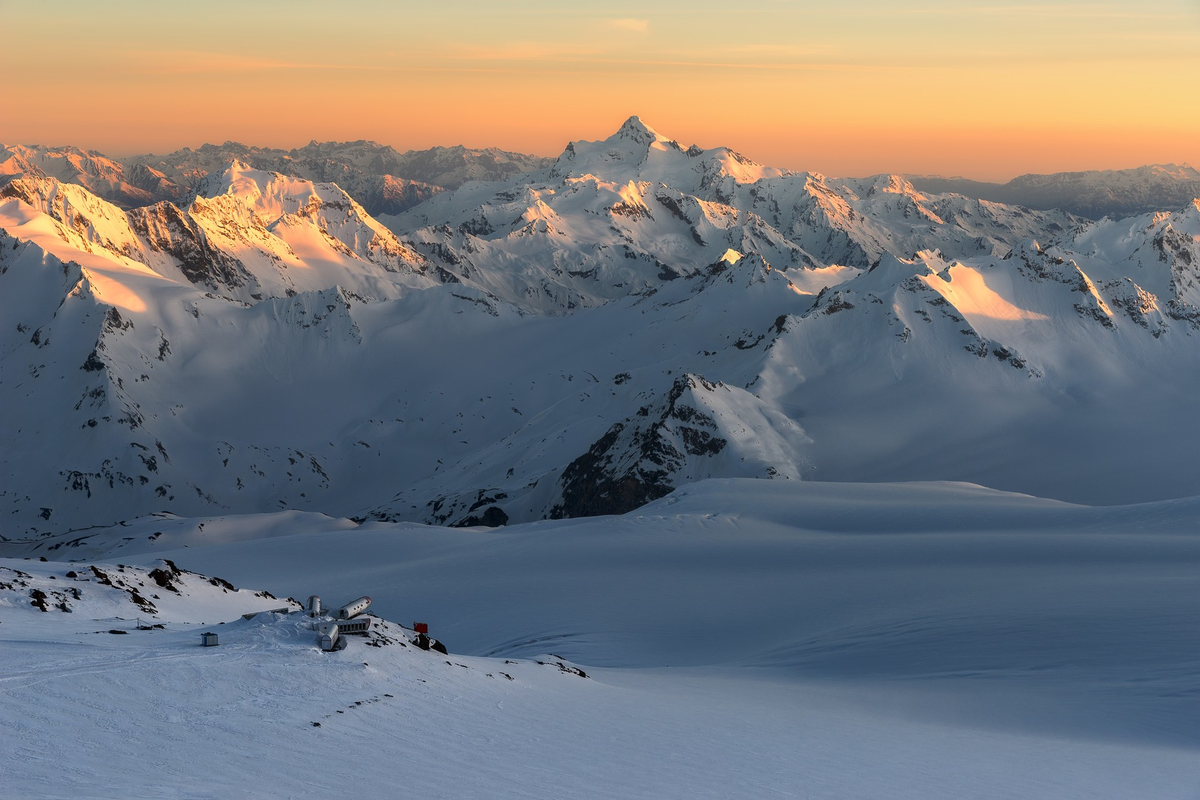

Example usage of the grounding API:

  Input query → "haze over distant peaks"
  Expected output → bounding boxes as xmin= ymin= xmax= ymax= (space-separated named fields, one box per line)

xmin=910 ymin=163 xmax=1200 ymax=219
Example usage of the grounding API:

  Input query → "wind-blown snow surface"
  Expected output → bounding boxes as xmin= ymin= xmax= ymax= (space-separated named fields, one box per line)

xmin=2 ymin=480 xmax=1198 ymax=798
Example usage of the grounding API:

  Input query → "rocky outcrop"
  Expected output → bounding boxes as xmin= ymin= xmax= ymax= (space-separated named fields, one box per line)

xmin=550 ymin=375 xmax=753 ymax=519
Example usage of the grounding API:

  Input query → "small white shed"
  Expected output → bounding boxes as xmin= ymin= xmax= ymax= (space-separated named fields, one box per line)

xmin=318 ymin=622 xmax=340 ymax=652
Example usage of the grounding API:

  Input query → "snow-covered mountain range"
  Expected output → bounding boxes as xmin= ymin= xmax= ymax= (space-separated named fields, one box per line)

xmin=910 ymin=163 xmax=1200 ymax=219
xmin=0 ymin=143 xmax=187 ymax=209
xmin=1 ymin=139 xmax=552 ymax=218
xmin=4 ymin=117 xmax=1200 ymax=539
xmin=387 ymin=116 xmax=1078 ymax=313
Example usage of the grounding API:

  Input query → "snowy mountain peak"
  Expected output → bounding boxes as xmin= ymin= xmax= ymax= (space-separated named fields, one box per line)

xmin=865 ymin=174 xmax=918 ymax=196
xmin=197 ymin=159 xmax=278 ymax=196
xmin=614 ymin=115 xmax=671 ymax=146
xmin=198 ymin=159 xmax=261 ymax=200
xmin=193 ymin=161 xmax=364 ymax=226
xmin=545 ymin=118 xmax=795 ymax=199
xmin=552 ymin=117 xmax=690 ymax=180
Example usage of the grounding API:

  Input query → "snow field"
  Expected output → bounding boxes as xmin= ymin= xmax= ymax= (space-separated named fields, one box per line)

xmin=4 ymin=480 xmax=1194 ymax=798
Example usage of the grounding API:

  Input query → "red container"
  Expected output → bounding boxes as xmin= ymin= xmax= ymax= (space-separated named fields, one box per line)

xmin=413 ymin=622 xmax=429 ymax=634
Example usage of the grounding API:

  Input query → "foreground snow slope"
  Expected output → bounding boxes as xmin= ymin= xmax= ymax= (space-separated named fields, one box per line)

xmin=2 ymin=480 xmax=1197 ymax=798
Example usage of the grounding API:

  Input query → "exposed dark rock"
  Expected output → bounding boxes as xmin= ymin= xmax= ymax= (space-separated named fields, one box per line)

xmin=412 ymin=632 xmax=449 ymax=654
xmin=81 ymin=350 xmax=105 ymax=372
xmin=454 ymin=506 xmax=509 ymax=528
xmin=129 ymin=202 xmax=254 ymax=291
xmin=550 ymin=374 xmax=728 ymax=519
xmin=30 ymin=589 xmax=49 ymax=611
xmin=147 ymin=560 xmax=183 ymax=593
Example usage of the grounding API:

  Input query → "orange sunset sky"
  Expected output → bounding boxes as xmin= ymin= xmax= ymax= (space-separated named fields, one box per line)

xmin=3 ymin=0 xmax=1199 ymax=181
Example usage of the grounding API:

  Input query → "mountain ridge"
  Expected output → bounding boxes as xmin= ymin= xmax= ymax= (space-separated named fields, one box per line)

xmin=2 ymin=139 xmax=554 ymax=218
xmin=909 ymin=163 xmax=1200 ymax=219
xmin=3 ymin=118 xmax=1200 ymax=538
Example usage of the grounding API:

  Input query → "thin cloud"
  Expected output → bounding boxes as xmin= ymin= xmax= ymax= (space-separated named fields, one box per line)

xmin=898 ymin=3 xmax=1185 ymax=18
xmin=607 ymin=18 xmax=649 ymax=33
xmin=123 ymin=51 xmax=387 ymax=74
xmin=451 ymin=42 xmax=603 ymax=61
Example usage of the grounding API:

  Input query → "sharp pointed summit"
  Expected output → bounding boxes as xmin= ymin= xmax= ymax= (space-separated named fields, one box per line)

xmin=551 ymin=115 xmax=693 ymax=182
xmin=614 ymin=115 xmax=670 ymax=146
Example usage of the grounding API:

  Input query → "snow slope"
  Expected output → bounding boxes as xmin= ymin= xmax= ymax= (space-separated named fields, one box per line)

xmin=1062 ymin=199 xmax=1200 ymax=317
xmin=2 ymin=480 xmax=1197 ymax=798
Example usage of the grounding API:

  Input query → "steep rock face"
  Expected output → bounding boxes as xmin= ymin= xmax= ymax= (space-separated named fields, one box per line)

xmin=549 ymin=374 xmax=809 ymax=519
xmin=0 ymin=239 xmax=168 ymax=533
xmin=127 ymin=201 xmax=253 ymax=293
xmin=259 ymin=286 xmax=364 ymax=345
xmin=369 ymin=175 xmax=443 ymax=216
xmin=124 ymin=162 xmax=185 ymax=203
